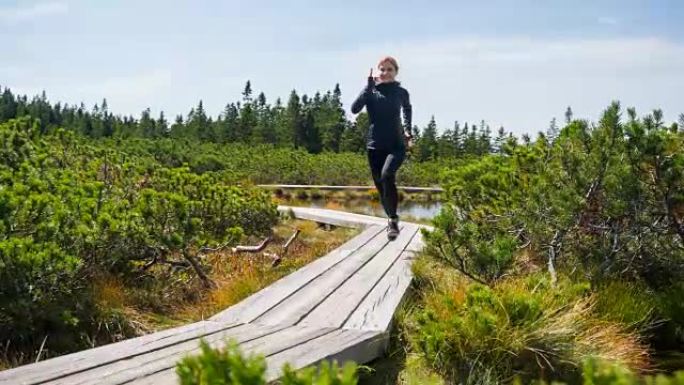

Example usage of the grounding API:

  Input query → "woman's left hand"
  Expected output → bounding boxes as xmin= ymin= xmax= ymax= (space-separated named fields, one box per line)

xmin=404 ymin=134 xmax=414 ymax=149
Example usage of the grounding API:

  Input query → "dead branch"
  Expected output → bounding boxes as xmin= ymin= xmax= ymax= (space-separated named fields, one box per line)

xmin=264 ymin=252 xmax=281 ymax=267
xmin=182 ymin=249 xmax=216 ymax=288
xmin=282 ymin=229 xmax=300 ymax=254
xmin=265 ymin=229 xmax=301 ymax=268
xmin=231 ymin=236 xmax=272 ymax=253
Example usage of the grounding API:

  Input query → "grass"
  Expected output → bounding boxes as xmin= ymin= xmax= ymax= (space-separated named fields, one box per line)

xmin=104 ymin=217 xmax=358 ymax=329
xmin=171 ymin=219 xmax=357 ymax=323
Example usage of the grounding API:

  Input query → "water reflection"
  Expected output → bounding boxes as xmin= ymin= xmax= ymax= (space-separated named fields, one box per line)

xmin=284 ymin=198 xmax=442 ymax=221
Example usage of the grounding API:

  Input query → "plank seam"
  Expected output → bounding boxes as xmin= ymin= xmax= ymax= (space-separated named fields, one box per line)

xmin=290 ymin=226 xmax=408 ymax=326
xmin=245 ymin=226 xmax=387 ymax=323
xmin=122 ymin=326 xmax=341 ymax=385
xmin=340 ymin=227 xmax=420 ymax=330
xmin=29 ymin=323 xmax=247 ymax=385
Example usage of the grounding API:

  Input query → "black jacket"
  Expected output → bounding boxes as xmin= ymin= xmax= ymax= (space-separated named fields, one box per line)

xmin=351 ymin=79 xmax=412 ymax=151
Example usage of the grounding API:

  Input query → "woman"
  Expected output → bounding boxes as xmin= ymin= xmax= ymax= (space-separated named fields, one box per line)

xmin=351 ymin=56 xmax=413 ymax=240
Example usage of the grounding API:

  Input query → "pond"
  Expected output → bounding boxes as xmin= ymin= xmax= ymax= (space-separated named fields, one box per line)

xmin=282 ymin=198 xmax=443 ymax=222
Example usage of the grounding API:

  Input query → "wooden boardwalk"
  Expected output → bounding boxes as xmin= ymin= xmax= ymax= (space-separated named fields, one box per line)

xmin=1 ymin=206 xmax=429 ymax=384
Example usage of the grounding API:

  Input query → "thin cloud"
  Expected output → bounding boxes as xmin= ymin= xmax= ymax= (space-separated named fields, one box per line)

xmin=329 ymin=36 xmax=684 ymax=135
xmin=0 ymin=2 xmax=69 ymax=24
xmin=598 ymin=16 xmax=618 ymax=25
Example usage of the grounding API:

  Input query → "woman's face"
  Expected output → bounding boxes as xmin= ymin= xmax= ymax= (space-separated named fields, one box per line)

xmin=377 ymin=62 xmax=397 ymax=83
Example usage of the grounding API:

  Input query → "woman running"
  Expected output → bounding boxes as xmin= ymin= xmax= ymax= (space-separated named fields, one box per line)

xmin=351 ymin=56 xmax=413 ymax=240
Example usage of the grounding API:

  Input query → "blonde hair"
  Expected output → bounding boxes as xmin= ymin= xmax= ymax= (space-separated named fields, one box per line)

xmin=378 ymin=56 xmax=399 ymax=72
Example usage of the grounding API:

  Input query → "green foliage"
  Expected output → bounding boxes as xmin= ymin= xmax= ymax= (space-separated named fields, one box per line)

xmin=526 ymin=357 xmax=684 ymax=385
xmin=425 ymin=204 xmax=518 ymax=284
xmin=176 ymin=339 xmax=358 ymax=385
xmin=0 ymin=117 xmax=278 ymax=357
xmin=404 ymin=269 xmax=652 ymax=383
xmin=91 ymin=137 xmax=453 ymax=187
xmin=432 ymin=102 xmax=684 ymax=286
xmin=413 ymin=102 xmax=684 ymax=383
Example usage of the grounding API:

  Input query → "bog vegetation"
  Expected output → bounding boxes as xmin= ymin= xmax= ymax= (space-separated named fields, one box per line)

xmin=1 ymin=84 xmax=683 ymax=384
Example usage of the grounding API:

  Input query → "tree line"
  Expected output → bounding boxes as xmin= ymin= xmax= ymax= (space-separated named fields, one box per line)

xmin=0 ymin=82 xmax=529 ymax=161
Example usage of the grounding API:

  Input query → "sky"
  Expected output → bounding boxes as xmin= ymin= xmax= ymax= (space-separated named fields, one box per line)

xmin=1 ymin=0 xmax=683 ymax=136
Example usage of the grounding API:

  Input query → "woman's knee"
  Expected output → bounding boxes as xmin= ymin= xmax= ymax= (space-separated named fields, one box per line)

xmin=380 ymin=171 xmax=396 ymax=185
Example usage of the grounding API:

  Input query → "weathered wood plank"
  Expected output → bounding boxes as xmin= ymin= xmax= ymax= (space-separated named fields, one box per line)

xmin=0 ymin=321 xmax=232 ymax=385
xmin=50 ymin=323 xmax=286 ymax=385
xmin=127 ymin=324 xmax=339 ymax=385
xmin=209 ymin=225 xmax=385 ymax=324
xmin=344 ymin=250 xmax=414 ymax=332
xmin=252 ymin=229 xmax=391 ymax=326
xmin=405 ymin=228 xmax=425 ymax=253
xmin=298 ymin=225 xmax=419 ymax=329
xmin=264 ymin=328 xmax=387 ymax=381
xmin=278 ymin=206 xmax=386 ymax=228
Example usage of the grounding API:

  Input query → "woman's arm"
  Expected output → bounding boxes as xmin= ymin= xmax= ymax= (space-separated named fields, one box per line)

xmin=401 ymin=88 xmax=413 ymax=138
xmin=351 ymin=77 xmax=375 ymax=114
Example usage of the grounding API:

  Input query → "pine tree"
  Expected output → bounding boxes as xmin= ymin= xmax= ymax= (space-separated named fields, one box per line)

xmin=187 ymin=101 xmax=211 ymax=140
xmin=284 ymin=91 xmax=303 ymax=148
xmin=303 ymin=108 xmax=322 ymax=153
xmin=416 ymin=116 xmax=438 ymax=161
xmin=170 ymin=115 xmax=185 ymax=138
xmin=157 ymin=111 xmax=169 ymax=137
xmin=0 ymin=87 xmax=18 ymax=122
xmin=219 ymin=103 xmax=239 ymax=142
xmin=478 ymin=120 xmax=492 ymax=154
xmin=565 ymin=106 xmax=573 ymax=124
xmin=522 ymin=133 xmax=531 ymax=145
xmin=546 ymin=117 xmax=559 ymax=143
xmin=318 ymin=84 xmax=346 ymax=152
xmin=437 ymin=129 xmax=455 ymax=158
xmin=494 ymin=126 xmax=507 ymax=153
xmin=139 ymin=108 xmax=156 ymax=137
xmin=452 ymin=121 xmax=463 ymax=156
xmin=341 ymin=112 xmax=368 ymax=153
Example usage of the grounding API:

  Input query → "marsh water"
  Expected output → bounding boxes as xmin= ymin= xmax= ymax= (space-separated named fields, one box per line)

xmin=283 ymin=198 xmax=443 ymax=222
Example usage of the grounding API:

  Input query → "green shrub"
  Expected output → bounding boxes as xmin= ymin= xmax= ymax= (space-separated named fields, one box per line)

xmin=404 ymin=272 xmax=647 ymax=383
xmin=176 ymin=339 xmax=358 ymax=385
xmin=526 ymin=357 xmax=684 ymax=385
xmin=0 ymin=237 xmax=86 ymax=350
xmin=0 ymin=118 xmax=279 ymax=358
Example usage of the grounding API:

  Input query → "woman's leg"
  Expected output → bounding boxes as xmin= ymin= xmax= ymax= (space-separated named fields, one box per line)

xmin=367 ymin=149 xmax=390 ymax=216
xmin=380 ymin=148 xmax=406 ymax=220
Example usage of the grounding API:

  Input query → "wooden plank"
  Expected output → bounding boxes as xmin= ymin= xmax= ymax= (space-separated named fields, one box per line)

xmin=260 ymin=184 xmax=444 ymax=193
xmin=49 ymin=323 xmax=286 ymax=385
xmin=344 ymin=250 xmax=414 ymax=332
xmin=252 ymin=229 xmax=391 ymax=327
xmin=0 ymin=321 xmax=232 ymax=385
xmin=127 ymin=324 xmax=338 ymax=385
xmin=278 ymin=206 xmax=387 ymax=228
xmin=264 ymin=328 xmax=387 ymax=381
xmin=405 ymin=228 xmax=425 ymax=253
xmin=209 ymin=225 xmax=385 ymax=324
xmin=298 ymin=225 xmax=419 ymax=329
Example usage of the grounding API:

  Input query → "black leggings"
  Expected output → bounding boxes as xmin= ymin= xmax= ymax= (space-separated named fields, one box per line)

xmin=367 ymin=148 xmax=406 ymax=219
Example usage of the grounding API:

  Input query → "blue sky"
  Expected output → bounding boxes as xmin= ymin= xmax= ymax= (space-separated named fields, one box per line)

xmin=2 ymin=0 xmax=683 ymax=135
